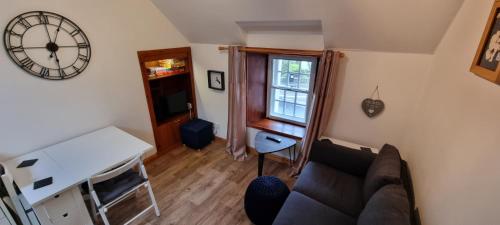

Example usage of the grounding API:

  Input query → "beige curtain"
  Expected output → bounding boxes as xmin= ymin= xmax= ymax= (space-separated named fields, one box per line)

xmin=226 ymin=46 xmax=248 ymax=161
xmin=293 ymin=50 xmax=342 ymax=174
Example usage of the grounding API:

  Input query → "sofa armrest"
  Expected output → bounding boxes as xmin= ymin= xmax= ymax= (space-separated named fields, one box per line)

xmin=309 ymin=139 xmax=376 ymax=177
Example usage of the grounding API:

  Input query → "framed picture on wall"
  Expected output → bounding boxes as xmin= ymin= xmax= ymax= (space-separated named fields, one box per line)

xmin=471 ymin=0 xmax=500 ymax=84
xmin=208 ymin=70 xmax=225 ymax=90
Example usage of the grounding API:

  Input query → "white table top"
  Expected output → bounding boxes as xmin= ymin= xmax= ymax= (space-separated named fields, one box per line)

xmin=1 ymin=126 xmax=153 ymax=206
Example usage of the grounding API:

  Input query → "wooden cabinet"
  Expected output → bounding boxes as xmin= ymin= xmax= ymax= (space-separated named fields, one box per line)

xmin=156 ymin=113 xmax=190 ymax=151
xmin=137 ymin=47 xmax=197 ymax=154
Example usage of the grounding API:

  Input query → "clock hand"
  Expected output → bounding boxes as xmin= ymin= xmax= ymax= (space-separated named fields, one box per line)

xmin=53 ymin=52 xmax=62 ymax=71
xmin=40 ymin=13 xmax=52 ymax=42
xmin=24 ymin=45 xmax=79 ymax=49
xmin=53 ymin=18 xmax=64 ymax=43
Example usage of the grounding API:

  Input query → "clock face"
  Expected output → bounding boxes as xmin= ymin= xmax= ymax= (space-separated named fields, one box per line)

xmin=208 ymin=70 xmax=224 ymax=90
xmin=211 ymin=74 xmax=222 ymax=88
xmin=3 ymin=11 xmax=91 ymax=80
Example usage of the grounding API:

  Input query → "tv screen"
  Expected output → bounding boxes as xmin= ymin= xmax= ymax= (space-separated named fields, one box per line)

xmin=166 ymin=91 xmax=188 ymax=115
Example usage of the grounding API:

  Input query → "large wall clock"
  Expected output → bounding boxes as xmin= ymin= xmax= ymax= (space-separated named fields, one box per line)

xmin=3 ymin=11 xmax=91 ymax=80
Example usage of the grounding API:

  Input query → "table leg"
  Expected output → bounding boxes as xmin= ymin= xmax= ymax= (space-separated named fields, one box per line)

xmin=288 ymin=147 xmax=292 ymax=166
xmin=292 ymin=144 xmax=297 ymax=163
xmin=258 ymin=153 xmax=265 ymax=177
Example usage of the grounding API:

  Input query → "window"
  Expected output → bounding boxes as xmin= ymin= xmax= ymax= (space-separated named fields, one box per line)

xmin=267 ymin=55 xmax=317 ymax=125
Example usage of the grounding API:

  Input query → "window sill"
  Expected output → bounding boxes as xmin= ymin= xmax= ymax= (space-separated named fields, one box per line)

xmin=248 ymin=118 xmax=305 ymax=140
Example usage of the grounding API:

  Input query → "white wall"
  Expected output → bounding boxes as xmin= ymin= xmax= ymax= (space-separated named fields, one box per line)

xmin=191 ymin=43 xmax=229 ymax=139
xmin=190 ymin=34 xmax=434 ymax=161
xmin=403 ymin=0 xmax=500 ymax=224
xmin=246 ymin=34 xmax=435 ymax=160
xmin=326 ymin=50 xmax=433 ymax=157
xmin=0 ymin=0 xmax=188 ymax=161
xmin=245 ymin=33 xmax=325 ymax=50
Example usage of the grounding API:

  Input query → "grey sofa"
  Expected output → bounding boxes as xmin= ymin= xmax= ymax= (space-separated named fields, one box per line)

xmin=273 ymin=139 xmax=416 ymax=225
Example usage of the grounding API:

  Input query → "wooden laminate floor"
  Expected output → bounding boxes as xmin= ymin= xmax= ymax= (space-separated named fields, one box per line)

xmin=105 ymin=140 xmax=296 ymax=225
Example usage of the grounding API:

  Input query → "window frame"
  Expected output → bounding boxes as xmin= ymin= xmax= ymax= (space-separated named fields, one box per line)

xmin=266 ymin=54 xmax=317 ymax=126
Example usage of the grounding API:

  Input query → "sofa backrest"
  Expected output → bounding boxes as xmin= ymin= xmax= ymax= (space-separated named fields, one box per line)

xmin=310 ymin=139 xmax=376 ymax=177
xmin=363 ymin=144 xmax=402 ymax=203
xmin=358 ymin=184 xmax=411 ymax=225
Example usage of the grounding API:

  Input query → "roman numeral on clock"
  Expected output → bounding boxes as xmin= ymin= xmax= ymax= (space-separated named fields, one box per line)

xmin=10 ymin=46 xmax=24 ymax=53
xmin=38 ymin=13 xmax=49 ymax=24
xmin=72 ymin=65 xmax=80 ymax=73
xmin=10 ymin=31 xmax=22 ymax=37
xmin=40 ymin=67 xmax=50 ymax=77
xmin=18 ymin=17 xmax=32 ymax=29
xmin=77 ymin=43 xmax=89 ymax=48
xmin=20 ymin=58 xmax=34 ymax=70
xmin=70 ymin=29 xmax=81 ymax=37
xmin=78 ymin=54 xmax=89 ymax=62
xmin=59 ymin=69 xmax=67 ymax=77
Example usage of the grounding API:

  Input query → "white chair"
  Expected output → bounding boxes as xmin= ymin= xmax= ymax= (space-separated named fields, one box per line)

xmin=0 ymin=165 xmax=32 ymax=225
xmin=87 ymin=155 xmax=160 ymax=225
xmin=0 ymin=196 xmax=17 ymax=225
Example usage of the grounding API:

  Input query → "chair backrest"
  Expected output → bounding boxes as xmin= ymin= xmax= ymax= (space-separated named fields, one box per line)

xmin=0 ymin=164 xmax=29 ymax=225
xmin=89 ymin=154 xmax=142 ymax=185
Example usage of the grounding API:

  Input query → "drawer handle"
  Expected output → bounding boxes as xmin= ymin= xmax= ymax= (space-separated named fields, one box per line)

xmin=62 ymin=213 xmax=68 ymax=217
xmin=54 ymin=194 xmax=60 ymax=198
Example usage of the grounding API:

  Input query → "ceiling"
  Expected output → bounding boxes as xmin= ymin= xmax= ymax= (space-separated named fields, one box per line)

xmin=151 ymin=0 xmax=464 ymax=53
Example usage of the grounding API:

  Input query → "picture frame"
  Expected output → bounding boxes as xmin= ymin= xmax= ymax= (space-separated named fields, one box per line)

xmin=471 ymin=0 xmax=500 ymax=84
xmin=207 ymin=70 xmax=225 ymax=90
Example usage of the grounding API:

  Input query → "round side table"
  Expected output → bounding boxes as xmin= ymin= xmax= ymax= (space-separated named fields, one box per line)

xmin=254 ymin=132 xmax=297 ymax=176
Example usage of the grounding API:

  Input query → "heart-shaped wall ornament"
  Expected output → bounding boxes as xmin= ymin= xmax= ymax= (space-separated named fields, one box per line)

xmin=362 ymin=98 xmax=385 ymax=118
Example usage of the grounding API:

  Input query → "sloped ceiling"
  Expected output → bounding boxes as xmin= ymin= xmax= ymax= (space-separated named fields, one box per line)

xmin=151 ymin=0 xmax=464 ymax=53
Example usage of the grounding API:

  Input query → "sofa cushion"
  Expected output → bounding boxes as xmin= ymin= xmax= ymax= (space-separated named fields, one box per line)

xmin=363 ymin=144 xmax=401 ymax=202
xmin=94 ymin=169 xmax=146 ymax=205
xmin=358 ymin=185 xmax=411 ymax=225
xmin=273 ymin=191 xmax=356 ymax=225
xmin=293 ymin=162 xmax=364 ymax=217
xmin=310 ymin=139 xmax=376 ymax=177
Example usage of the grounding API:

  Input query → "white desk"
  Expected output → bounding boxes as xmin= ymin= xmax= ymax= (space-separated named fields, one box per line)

xmin=1 ymin=126 xmax=153 ymax=225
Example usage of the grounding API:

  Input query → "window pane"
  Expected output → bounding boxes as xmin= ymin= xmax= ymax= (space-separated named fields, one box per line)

xmin=268 ymin=56 xmax=316 ymax=125
xmin=280 ymin=60 xmax=289 ymax=72
xmin=273 ymin=72 xmax=283 ymax=86
xmin=300 ymin=61 xmax=312 ymax=74
xmin=295 ymin=105 xmax=306 ymax=119
xmin=284 ymin=102 xmax=294 ymax=116
xmin=273 ymin=100 xmax=284 ymax=114
xmin=288 ymin=74 xmax=298 ymax=88
xmin=296 ymin=93 xmax=308 ymax=105
xmin=279 ymin=73 xmax=288 ymax=86
xmin=274 ymin=89 xmax=285 ymax=101
xmin=289 ymin=61 xmax=300 ymax=73
xmin=285 ymin=90 xmax=296 ymax=103
xmin=299 ymin=75 xmax=310 ymax=90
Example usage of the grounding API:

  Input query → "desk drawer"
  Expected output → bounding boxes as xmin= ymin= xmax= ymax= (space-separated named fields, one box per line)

xmin=51 ymin=211 xmax=84 ymax=225
xmin=43 ymin=191 xmax=76 ymax=220
xmin=35 ymin=187 xmax=92 ymax=225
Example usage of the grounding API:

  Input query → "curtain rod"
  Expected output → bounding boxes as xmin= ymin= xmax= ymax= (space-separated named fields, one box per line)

xmin=218 ymin=46 xmax=344 ymax=58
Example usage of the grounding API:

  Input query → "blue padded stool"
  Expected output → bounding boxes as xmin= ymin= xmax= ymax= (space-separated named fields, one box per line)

xmin=244 ymin=176 xmax=290 ymax=225
xmin=180 ymin=118 xmax=214 ymax=150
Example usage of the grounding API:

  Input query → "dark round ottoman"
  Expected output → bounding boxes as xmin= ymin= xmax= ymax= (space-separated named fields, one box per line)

xmin=244 ymin=176 xmax=290 ymax=225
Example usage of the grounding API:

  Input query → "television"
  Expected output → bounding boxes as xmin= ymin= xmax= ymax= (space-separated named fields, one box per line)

xmin=166 ymin=90 xmax=188 ymax=115
xmin=155 ymin=90 xmax=188 ymax=122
